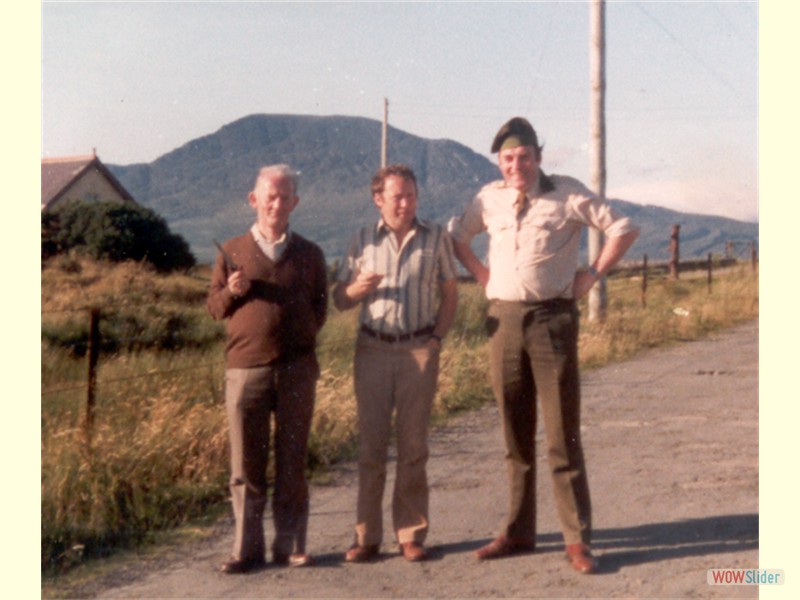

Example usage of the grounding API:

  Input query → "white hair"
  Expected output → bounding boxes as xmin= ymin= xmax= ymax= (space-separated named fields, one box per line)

xmin=254 ymin=164 xmax=299 ymax=195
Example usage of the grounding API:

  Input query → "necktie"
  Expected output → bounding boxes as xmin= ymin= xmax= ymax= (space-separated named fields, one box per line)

xmin=514 ymin=191 xmax=528 ymax=217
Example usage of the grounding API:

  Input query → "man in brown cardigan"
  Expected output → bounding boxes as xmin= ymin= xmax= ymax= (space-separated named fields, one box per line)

xmin=207 ymin=164 xmax=328 ymax=573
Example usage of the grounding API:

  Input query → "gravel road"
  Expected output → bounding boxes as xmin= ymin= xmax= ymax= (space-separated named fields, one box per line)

xmin=73 ymin=321 xmax=758 ymax=599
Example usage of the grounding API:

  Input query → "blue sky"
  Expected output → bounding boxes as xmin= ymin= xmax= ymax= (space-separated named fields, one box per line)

xmin=41 ymin=1 xmax=757 ymax=222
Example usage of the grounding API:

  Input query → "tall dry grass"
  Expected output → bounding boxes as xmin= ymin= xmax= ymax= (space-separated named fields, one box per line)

xmin=578 ymin=265 xmax=759 ymax=368
xmin=41 ymin=257 xmax=757 ymax=573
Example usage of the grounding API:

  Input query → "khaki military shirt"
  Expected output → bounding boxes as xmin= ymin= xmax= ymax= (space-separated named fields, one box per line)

xmin=450 ymin=172 xmax=638 ymax=301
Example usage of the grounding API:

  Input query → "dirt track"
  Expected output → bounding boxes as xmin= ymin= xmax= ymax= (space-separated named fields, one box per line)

xmin=74 ymin=321 xmax=758 ymax=599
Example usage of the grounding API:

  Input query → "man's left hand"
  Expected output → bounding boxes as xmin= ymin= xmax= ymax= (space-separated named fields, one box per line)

xmin=426 ymin=337 xmax=443 ymax=352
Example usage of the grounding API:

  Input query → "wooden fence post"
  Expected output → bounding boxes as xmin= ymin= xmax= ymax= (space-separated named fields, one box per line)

xmin=669 ymin=225 xmax=681 ymax=280
xmin=707 ymin=253 xmax=713 ymax=294
xmin=85 ymin=307 xmax=100 ymax=446
xmin=641 ymin=254 xmax=648 ymax=308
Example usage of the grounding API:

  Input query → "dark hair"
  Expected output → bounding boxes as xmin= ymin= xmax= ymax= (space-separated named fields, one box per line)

xmin=371 ymin=164 xmax=418 ymax=196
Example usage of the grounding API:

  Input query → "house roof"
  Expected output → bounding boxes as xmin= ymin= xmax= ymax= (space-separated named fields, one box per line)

xmin=41 ymin=152 xmax=136 ymax=210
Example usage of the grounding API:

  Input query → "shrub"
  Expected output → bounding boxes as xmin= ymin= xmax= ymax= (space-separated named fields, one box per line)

xmin=42 ymin=200 xmax=196 ymax=273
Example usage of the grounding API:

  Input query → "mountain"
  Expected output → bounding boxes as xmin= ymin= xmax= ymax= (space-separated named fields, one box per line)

xmin=109 ymin=114 xmax=758 ymax=265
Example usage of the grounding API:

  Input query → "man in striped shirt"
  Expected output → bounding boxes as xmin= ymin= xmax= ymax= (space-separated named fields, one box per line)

xmin=334 ymin=164 xmax=458 ymax=563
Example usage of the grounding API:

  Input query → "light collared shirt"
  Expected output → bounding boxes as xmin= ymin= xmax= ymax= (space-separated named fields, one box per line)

xmin=449 ymin=172 xmax=638 ymax=302
xmin=338 ymin=217 xmax=457 ymax=335
xmin=250 ymin=223 xmax=291 ymax=261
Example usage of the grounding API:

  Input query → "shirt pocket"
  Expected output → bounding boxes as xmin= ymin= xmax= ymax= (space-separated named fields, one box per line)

xmin=484 ymin=215 xmax=517 ymax=248
xmin=519 ymin=214 xmax=566 ymax=258
xmin=485 ymin=213 xmax=517 ymax=234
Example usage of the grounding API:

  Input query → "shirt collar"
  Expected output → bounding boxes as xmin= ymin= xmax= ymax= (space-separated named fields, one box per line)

xmin=538 ymin=171 xmax=556 ymax=194
xmin=250 ymin=224 xmax=292 ymax=260
xmin=505 ymin=170 xmax=556 ymax=197
xmin=375 ymin=216 xmax=427 ymax=236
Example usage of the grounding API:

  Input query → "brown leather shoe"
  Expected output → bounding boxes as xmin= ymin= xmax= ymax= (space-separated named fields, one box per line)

xmin=220 ymin=556 xmax=267 ymax=574
xmin=400 ymin=541 xmax=428 ymax=562
xmin=565 ymin=543 xmax=597 ymax=574
xmin=344 ymin=543 xmax=380 ymax=563
xmin=475 ymin=536 xmax=536 ymax=560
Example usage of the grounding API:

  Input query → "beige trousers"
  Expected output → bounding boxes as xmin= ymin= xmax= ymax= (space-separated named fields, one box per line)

xmin=225 ymin=353 xmax=318 ymax=561
xmin=352 ymin=332 xmax=440 ymax=546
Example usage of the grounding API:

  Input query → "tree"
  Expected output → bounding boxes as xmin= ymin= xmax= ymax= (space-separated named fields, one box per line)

xmin=42 ymin=200 xmax=196 ymax=272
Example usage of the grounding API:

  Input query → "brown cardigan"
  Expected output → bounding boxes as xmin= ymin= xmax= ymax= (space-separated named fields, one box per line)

xmin=207 ymin=231 xmax=328 ymax=369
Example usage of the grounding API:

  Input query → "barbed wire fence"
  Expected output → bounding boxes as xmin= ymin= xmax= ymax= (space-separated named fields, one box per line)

xmin=42 ymin=247 xmax=758 ymax=449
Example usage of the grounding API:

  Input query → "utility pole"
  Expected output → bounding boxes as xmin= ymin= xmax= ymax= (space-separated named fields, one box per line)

xmin=588 ymin=0 xmax=607 ymax=322
xmin=381 ymin=98 xmax=389 ymax=168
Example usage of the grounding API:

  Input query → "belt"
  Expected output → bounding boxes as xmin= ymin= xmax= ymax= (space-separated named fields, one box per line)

xmin=492 ymin=298 xmax=575 ymax=310
xmin=360 ymin=324 xmax=435 ymax=343
xmin=522 ymin=298 xmax=575 ymax=310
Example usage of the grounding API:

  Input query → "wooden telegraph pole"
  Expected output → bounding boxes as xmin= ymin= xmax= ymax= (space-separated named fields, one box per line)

xmin=381 ymin=98 xmax=389 ymax=168
xmin=588 ymin=0 xmax=607 ymax=321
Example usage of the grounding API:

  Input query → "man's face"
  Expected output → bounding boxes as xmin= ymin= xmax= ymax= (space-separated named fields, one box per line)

xmin=498 ymin=145 xmax=541 ymax=191
xmin=248 ymin=174 xmax=299 ymax=234
xmin=374 ymin=175 xmax=418 ymax=233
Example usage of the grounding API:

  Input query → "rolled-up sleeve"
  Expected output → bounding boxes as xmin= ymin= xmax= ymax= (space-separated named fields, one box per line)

xmin=568 ymin=188 xmax=639 ymax=239
xmin=448 ymin=196 xmax=485 ymax=245
xmin=336 ymin=234 xmax=360 ymax=284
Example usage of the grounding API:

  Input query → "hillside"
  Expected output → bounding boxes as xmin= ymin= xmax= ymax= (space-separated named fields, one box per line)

xmin=109 ymin=114 xmax=758 ymax=265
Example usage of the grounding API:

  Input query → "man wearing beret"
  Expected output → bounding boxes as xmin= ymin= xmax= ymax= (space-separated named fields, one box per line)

xmin=449 ymin=117 xmax=639 ymax=574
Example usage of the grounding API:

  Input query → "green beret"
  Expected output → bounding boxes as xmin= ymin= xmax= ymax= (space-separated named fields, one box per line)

xmin=491 ymin=117 xmax=540 ymax=153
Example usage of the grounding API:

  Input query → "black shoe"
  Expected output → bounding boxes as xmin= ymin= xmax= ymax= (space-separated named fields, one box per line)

xmin=220 ymin=557 xmax=266 ymax=574
xmin=475 ymin=536 xmax=536 ymax=561
xmin=344 ymin=544 xmax=380 ymax=563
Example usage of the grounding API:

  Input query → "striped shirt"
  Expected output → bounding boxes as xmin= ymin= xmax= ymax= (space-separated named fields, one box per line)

xmin=337 ymin=218 xmax=457 ymax=335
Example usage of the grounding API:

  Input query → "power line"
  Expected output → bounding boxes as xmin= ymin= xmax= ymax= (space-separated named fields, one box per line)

xmin=525 ymin=7 xmax=557 ymax=115
xmin=633 ymin=3 xmax=739 ymax=94
xmin=712 ymin=2 xmax=756 ymax=45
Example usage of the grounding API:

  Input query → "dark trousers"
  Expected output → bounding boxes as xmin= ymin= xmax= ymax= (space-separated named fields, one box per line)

xmin=487 ymin=299 xmax=591 ymax=546
xmin=224 ymin=353 xmax=318 ymax=561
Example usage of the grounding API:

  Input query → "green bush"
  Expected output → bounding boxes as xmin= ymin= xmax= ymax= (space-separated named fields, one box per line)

xmin=42 ymin=200 xmax=196 ymax=273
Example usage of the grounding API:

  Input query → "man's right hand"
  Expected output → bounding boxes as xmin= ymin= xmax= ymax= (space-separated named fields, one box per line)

xmin=348 ymin=270 xmax=384 ymax=301
xmin=227 ymin=270 xmax=251 ymax=298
